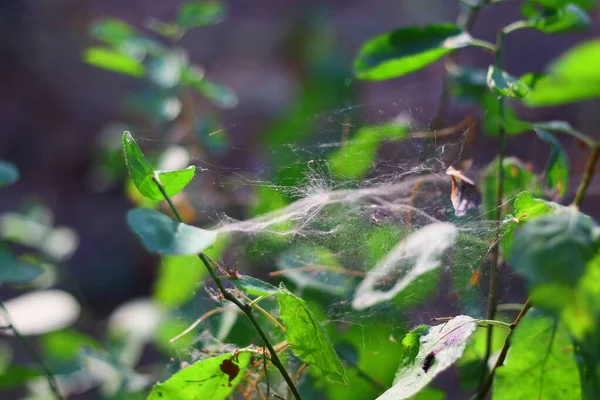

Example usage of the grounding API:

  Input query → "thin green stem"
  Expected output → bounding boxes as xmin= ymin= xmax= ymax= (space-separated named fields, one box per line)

xmin=572 ymin=143 xmax=600 ymax=208
xmin=480 ymin=28 xmax=507 ymax=391
xmin=0 ymin=301 xmax=63 ymax=400
xmin=476 ymin=319 xmax=511 ymax=330
xmin=152 ymin=176 xmax=302 ymax=400
xmin=475 ymin=298 xmax=532 ymax=399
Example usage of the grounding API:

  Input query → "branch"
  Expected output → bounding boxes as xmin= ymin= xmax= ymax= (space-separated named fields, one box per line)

xmin=572 ymin=143 xmax=600 ymax=208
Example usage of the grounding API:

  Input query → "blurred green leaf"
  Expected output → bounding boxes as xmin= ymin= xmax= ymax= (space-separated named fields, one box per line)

xmin=458 ymin=326 xmax=508 ymax=389
xmin=533 ymin=120 xmax=595 ymax=148
xmin=411 ymin=388 xmax=446 ymax=400
xmin=0 ymin=160 xmax=19 ymax=187
xmin=527 ymin=4 xmax=591 ymax=33
xmin=188 ymin=79 xmax=238 ymax=109
xmin=378 ymin=316 xmax=477 ymax=400
xmin=230 ymin=275 xmax=279 ymax=297
xmin=0 ymin=365 xmax=41 ymax=389
xmin=147 ymin=49 xmax=187 ymax=88
xmin=493 ymin=311 xmax=581 ymax=399
xmin=84 ymin=47 xmax=145 ymax=77
xmin=127 ymin=208 xmax=218 ymax=255
xmin=511 ymin=210 xmax=598 ymax=286
xmin=147 ymin=351 xmax=252 ymax=400
xmin=122 ymin=132 xmax=196 ymax=200
xmin=41 ymin=329 xmax=102 ymax=362
xmin=533 ymin=128 xmax=568 ymax=197
xmin=277 ymin=284 xmax=347 ymax=383
xmin=480 ymin=157 xmax=542 ymax=215
xmin=90 ymin=18 xmax=136 ymax=46
xmin=486 ymin=65 xmax=530 ymax=98
xmin=153 ymin=255 xmax=206 ymax=308
xmin=328 ymin=122 xmax=410 ymax=179
xmin=354 ymin=24 xmax=474 ymax=80
xmin=177 ymin=2 xmax=226 ymax=30
xmin=523 ymin=0 xmax=597 ymax=13
xmin=524 ymin=40 xmax=600 ymax=106
xmin=0 ymin=245 xmax=44 ymax=285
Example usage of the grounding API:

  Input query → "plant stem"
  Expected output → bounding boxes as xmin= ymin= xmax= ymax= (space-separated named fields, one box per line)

xmin=480 ymin=28 xmax=507 ymax=390
xmin=0 ymin=301 xmax=63 ymax=400
xmin=152 ymin=176 xmax=303 ymax=400
xmin=475 ymin=298 xmax=532 ymax=399
xmin=572 ymin=143 xmax=600 ymax=208
xmin=432 ymin=0 xmax=489 ymax=128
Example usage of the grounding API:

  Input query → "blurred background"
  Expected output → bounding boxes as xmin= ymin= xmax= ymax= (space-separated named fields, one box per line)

xmin=1 ymin=0 xmax=599 ymax=399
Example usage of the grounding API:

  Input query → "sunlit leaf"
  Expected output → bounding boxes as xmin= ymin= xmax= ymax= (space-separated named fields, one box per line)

xmin=0 ymin=245 xmax=44 ymax=285
xmin=377 ymin=316 xmax=477 ymax=400
xmin=524 ymin=40 xmax=600 ymax=106
xmin=0 ymin=290 xmax=81 ymax=336
xmin=122 ymin=132 xmax=196 ymax=200
xmin=328 ymin=121 xmax=410 ymax=179
xmin=487 ymin=65 xmax=530 ymax=98
xmin=493 ymin=311 xmax=581 ymax=399
xmin=533 ymin=128 xmax=568 ymax=197
xmin=352 ymin=223 xmax=458 ymax=310
xmin=277 ymin=285 xmax=347 ymax=383
xmin=147 ymin=351 xmax=252 ymax=400
xmin=510 ymin=210 xmax=598 ymax=286
xmin=354 ymin=24 xmax=475 ymax=80
xmin=154 ymin=255 xmax=206 ymax=308
xmin=527 ymin=4 xmax=591 ymax=33
xmin=127 ymin=209 xmax=218 ymax=255
xmin=230 ymin=275 xmax=279 ymax=297
xmin=177 ymin=1 xmax=226 ymax=30
xmin=0 ymin=160 xmax=19 ymax=188
xmin=84 ymin=47 xmax=145 ymax=77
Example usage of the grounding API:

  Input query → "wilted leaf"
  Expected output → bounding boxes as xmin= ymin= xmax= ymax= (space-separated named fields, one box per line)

xmin=147 ymin=351 xmax=252 ymax=400
xmin=127 ymin=208 xmax=218 ymax=255
xmin=377 ymin=316 xmax=477 ymax=400
xmin=354 ymin=24 xmax=475 ymax=80
xmin=277 ymin=285 xmax=347 ymax=383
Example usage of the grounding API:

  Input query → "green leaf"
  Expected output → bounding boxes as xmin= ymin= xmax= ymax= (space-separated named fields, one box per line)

xmin=122 ymin=132 xmax=196 ymax=200
xmin=0 ymin=245 xmax=44 ymax=285
xmin=127 ymin=208 xmax=218 ymax=255
xmin=328 ymin=121 xmax=409 ymax=179
xmin=153 ymin=255 xmax=206 ymax=308
xmin=230 ymin=275 xmax=280 ymax=297
xmin=41 ymin=329 xmax=101 ymax=362
xmin=177 ymin=2 xmax=226 ymax=30
xmin=377 ymin=316 xmax=477 ymax=400
xmin=0 ymin=365 xmax=41 ymax=389
xmin=187 ymin=79 xmax=238 ymax=109
xmin=147 ymin=49 xmax=187 ymax=88
xmin=528 ymin=4 xmax=591 ymax=33
xmin=480 ymin=157 xmax=542 ymax=215
xmin=277 ymin=284 xmax=347 ymax=383
xmin=90 ymin=18 xmax=136 ymax=46
xmin=148 ymin=351 xmax=252 ymax=399
xmin=533 ymin=120 xmax=595 ymax=148
xmin=493 ymin=311 xmax=581 ymax=399
xmin=354 ymin=24 xmax=474 ymax=80
xmin=84 ymin=47 xmax=145 ymax=77
xmin=458 ymin=326 xmax=509 ymax=389
xmin=510 ymin=210 xmax=599 ymax=286
xmin=523 ymin=0 xmax=597 ymax=13
xmin=0 ymin=160 xmax=19 ymax=187
xmin=487 ymin=65 xmax=530 ymax=98
xmin=524 ymin=40 xmax=600 ymax=106
xmin=533 ymin=128 xmax=568 ymax=197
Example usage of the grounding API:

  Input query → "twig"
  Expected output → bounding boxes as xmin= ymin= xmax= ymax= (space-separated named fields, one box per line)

xmin=475 ymin=298 xmax=532 ymax=399
xmin=572 ymin=143 xmax=600 ymax=207
xmin=152 ymin=176 xmax=303 ymax=400
xmin=480 ymin=27 xmax=507 ymax=389
xmin=0 ymin=301 xmax=63 ymax=400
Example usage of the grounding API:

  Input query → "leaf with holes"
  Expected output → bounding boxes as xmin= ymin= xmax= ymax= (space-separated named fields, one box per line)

xmin=354 ymin=24 xmax=475 ymax=80
xmin=377 ymin=315 xmax=477 ymax=400
xmin=277 ymin=284 xmax=347 ymax=383
xmin=487 ymin=65 xmax=530 ymax=98
xmin=493 ymin=311 xmax=581 ymax=399
xmin=127 ymin=209 xmax=217 ymax=255
xmin=122 ymin=132 xmax=195 ymax=200
xmin=147 ymin=351 xmax=252 ymax=400
xmin=534 ymin=128 xmax=568 ymax=198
